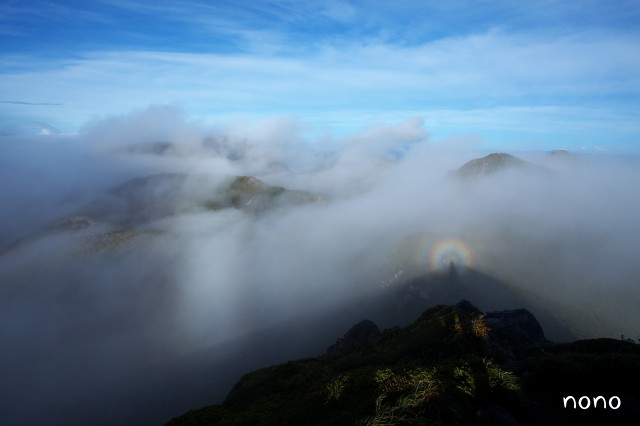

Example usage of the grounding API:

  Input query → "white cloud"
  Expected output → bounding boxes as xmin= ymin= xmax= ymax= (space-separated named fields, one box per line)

xmin=1 ymin=28 xmax=639 ymax=150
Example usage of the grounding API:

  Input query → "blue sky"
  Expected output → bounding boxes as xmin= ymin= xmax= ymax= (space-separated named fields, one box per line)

xmin=1 ymin=0 xmax=640 ymax=152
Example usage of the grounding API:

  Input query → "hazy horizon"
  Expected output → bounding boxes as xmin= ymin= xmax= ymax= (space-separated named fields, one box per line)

xmin=2 ymin=108 xmax=640 ymax=425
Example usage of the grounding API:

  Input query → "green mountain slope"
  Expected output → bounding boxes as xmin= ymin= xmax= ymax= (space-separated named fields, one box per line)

xmin=1 ymin=174 xmax=321 ymax=255
xmin=167 ymin=300 xmax=640 ymax=426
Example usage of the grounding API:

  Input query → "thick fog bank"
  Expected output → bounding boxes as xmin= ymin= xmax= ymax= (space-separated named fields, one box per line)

xmin=1 ymin=107 xmax=639 ymax=425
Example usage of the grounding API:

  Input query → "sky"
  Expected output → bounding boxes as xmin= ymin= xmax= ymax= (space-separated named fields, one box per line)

xmin=1 ymin=0 xmax=640 ymax=152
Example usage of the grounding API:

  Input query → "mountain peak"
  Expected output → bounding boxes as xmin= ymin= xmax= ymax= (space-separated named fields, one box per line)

xmin=455 ymin=152 xmax=548 ymax=179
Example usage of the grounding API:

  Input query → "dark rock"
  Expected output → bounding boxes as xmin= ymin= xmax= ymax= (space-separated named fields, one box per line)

xmin=476 ymin=404 xmax=522 ymax=426
xmin=455 ymin=299 xmax=482 ymax=315
xmin=327 ymin=319 xmax=381 ymax=355
xmin=484 ymin=308 xmax=546 ymax=362
xmin=382 ymin=326 xmax=400 ymax=335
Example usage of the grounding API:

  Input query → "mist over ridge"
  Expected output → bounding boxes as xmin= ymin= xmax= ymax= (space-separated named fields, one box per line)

xmin=1 ymin=106 xmax=639 ymax=426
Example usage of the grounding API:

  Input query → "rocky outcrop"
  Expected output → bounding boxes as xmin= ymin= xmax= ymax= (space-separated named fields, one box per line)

xmin=326 ymin=300 xmax=546 ymax=362
xmin=326 ymin=319 xmax=381 ymax=355
xmin=484 ymin=308 xmax=546 ymax=362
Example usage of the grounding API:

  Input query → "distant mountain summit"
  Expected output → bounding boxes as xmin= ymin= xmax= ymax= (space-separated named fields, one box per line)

xmin=101 ymin=173 xmax=322 ymax=225
xmin=455 ymin=153 xmax=549 ymax=179
xmin=1 ymin=174 xmax=322 ymax=255
xmin=119 ymin=137 xmax=290 ymax=173
xmin=544 ymin=150 xmax=579 ymax=168
xmin=455 ymin=153 xmax=527 ymax=178
xmin=547 ymin=149 xmax=575 ymax=159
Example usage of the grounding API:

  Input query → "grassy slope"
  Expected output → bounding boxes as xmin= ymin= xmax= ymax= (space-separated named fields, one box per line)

xmin=166 ymin=301 xmax=640 ymax=425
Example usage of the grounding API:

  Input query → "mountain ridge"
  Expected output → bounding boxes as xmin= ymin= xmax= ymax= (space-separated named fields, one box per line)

xmin=166 ymin=299 xmax=640 ymax=425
